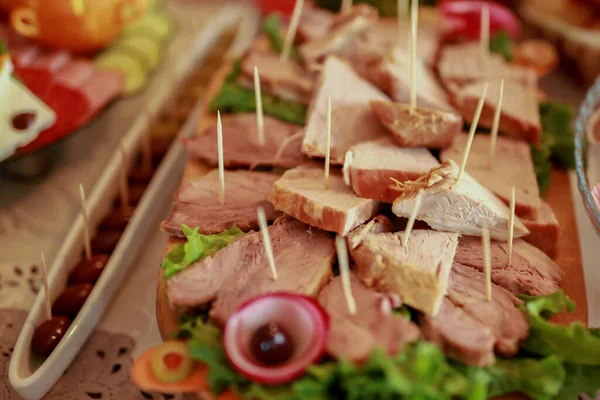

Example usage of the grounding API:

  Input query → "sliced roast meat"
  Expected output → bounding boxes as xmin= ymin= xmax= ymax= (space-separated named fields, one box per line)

xmin=273 ymin=130 xmax=307 ymax=170
xmin=344 ymin=137 xmax=439 ymax=203
xmin=420 ymin=263 xmax=529 ymax=366
xmin=370 ymin=100 xmax=462 ymax=149
xmin=440 ymin=133 xmax=541 ymax=217
xmin=183 ymin=114 xmax=302 ymax=169
xmin=269 ymin=163 xmax=379 ymax=236
xmin=521 ymin=200 xmax=560 ymax=259
xmin=318 ymin=273 xmax=420 ymax=362
xmin=168 ymin=216 xmax=335 ymax=325
xmin=392 ymin=160 xmax=529 ymax=240
xmin=346 ymin=214 xmax=395 ymax=250
xmin=161 ymin=170 xmax=281 ymax=237
xmin=351 ymin=229 xmax=459 ymax=315
xmin=302 ymin=56 xmax=389 ymax=164
xmin=454 ymin=235 xmax=563 ymax=296
xmin=449 ymin=79 xmax=541 ymax=144
xmin=297 ymin=2 xmax=335 ymax=43
xmin=238 ymin=51 xmax=314 ymax=105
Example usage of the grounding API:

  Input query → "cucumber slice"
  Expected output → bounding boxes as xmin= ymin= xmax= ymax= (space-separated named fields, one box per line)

xmin=113 ymin=35 xmax=162 ymax=69
xmin=124 ymin=12 xmax=175 ymax=42
xmin=95 ymin=52 xmax=148 ymax=94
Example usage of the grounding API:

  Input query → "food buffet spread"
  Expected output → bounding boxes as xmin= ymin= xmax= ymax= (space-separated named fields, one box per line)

xmin=2 ymin=0 xmax=600 ymax=399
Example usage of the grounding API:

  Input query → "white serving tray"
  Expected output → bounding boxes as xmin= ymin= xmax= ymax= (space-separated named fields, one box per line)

xmin=7 ymin=5 xmax=252 ymax=399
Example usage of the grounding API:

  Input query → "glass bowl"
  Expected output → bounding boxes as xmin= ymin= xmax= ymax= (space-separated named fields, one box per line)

xmin=575 ymin=75 xmax=600 ymax=237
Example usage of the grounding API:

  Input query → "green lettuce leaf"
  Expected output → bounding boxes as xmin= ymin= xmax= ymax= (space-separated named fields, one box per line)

xmin=539 ymin=101 xmax=576 ymax=170
xmin=162 ymin=224 xmax=244 ymax=279
xmin=489 ymin=30 xmax=514 ymax=61
xmin=0 ymin=40 xmax=7 ymax=55
xmin=518 ymin=290 xmax=600 ymax=364
xmin=531 ymin=141 xmax=552 ymax=196
xmin=262 ymin=13 xmax=301 ymax=62
xmin=557 ymin=363 xmax=600 ymax=399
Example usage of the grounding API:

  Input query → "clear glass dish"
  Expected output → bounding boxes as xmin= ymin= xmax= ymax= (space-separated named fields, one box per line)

xmin=575 ymin=76 xmax=600 ymax=237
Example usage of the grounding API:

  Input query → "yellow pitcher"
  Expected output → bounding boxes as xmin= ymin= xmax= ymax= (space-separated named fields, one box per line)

xmin=10 ymin=0 xmax=147 ymax=53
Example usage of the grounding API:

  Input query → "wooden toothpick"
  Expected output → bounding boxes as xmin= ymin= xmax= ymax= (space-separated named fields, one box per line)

xmin=482 ymin=222 xmax=492 ymax=301
xmin=480 ymin=4 xmax=490 ymax=70
xmin=489 ymin=79 xmax=504 ymax=167
xmin=341 ymin=0 xmax=353 ymax=14
xmin=141 ymin=108 xmax=153 ymax=175
xmin=118 ymin=142 xmax=129 ymax=215
xmin=324 ymin=96 xmax=332 ymax=189
xmin=217 ymin=111 xmax=225 ymax=205
xmin=397 ymin=0 xmax=409 ymax=43
xmin=409 ymin=0 xmax=419 ymax=109
xmin=40 ymin=253 xmax=51 ymax=321
xmin=335 ymin=235 xmax=356 ymax=315
xmin=281 ymin=0 xmax=305 ymax=62
xmin=257 ymin=207 xmax=277 ymax=280
xmin=507 ymin=186 xmax=516 ymax=268
xmin=254 ymin=66 xmax=265 ymax=147
xmin=457 ymin=82 xmax=488 ymax=183
xmin=78 ymin=184 xmax=92 ymax=261
xmin=402 ymin=189 xmax=423 ymax=247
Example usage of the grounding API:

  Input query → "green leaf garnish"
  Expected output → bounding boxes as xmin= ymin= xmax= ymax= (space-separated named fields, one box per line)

xmin=489 ymin=30 xmax=514 ymax=61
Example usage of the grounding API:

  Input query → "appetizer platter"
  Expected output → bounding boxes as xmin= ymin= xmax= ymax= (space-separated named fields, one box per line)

xmin=6 ymin=4 xmax=252 ymax=399
xmin=126 ymin=1 xmax=600 ymax=399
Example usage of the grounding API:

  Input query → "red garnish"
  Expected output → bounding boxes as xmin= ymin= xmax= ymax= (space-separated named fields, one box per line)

xmin=439 ymin=1 xmax=520 ymax=41
xmin=513 ymin=40 xmax=559 ymax=77
xmin=223 ymin=292 xmax=329 ymax=385
xmin=164 ymin=353 xmax=183 ymax=370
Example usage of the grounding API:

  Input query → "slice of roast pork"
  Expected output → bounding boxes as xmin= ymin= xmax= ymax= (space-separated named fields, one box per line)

xmin=521 ymin=200 xmax=560 ymax=259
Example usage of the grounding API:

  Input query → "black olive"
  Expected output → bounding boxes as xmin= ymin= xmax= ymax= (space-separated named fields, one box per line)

xmin=250 ymin=322 xmax=294 ymax=366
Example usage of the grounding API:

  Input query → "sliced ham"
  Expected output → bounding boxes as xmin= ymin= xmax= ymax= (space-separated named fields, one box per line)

xmin=350 ymin=229 xmax=459 ymax=315
xmin=391 ymin=160 xmax=529 ymax=240
xmin=343 ymin=136 xmax=439 ymax=203
xmin=17 ymin=50 xmax=70 ymax=95
xmin=371 ymin=47 xmax=455 ymax=113
xmin=455 ymin=235 xmax=563 ymax=296
xmin=318 ymin=273 xmax=420 ymax=362
xmin=420 ymin=263 xmax=529 ymax=366
xmin=521 ymin=200 xmax=560 ymax=259
xmin=161 ymin=170 xmax=281 ymax=237
xmin=209 ymin=216 xmax=335 ymax=325
xmin=449 ymin=79 xmax=542 ymax=144
xmin=76 ymin=68 xmax=124 ymax=123
xmin=269 ymin=163 xmax=379 ymax=236
xmin=297 ymin=2 xmax=335 ymax=43
xmin=168 ymin=216 xmax=335 ymax=326
xmin=370 ymin=100 xmax=462 ymax=149
xmin=302 ymin=56 xmax=389 ymax=164
xmin=438 ymin=43 xmax=534 ymax=86
xmin=238 ymin=51 xmax=315 ymax=105
xmin=183 ymin=114 xmax=302 ymax=169
xmin=299 ymin=4 xmax=378 ymax=71
xmin=440 ymin=133 xmax=541 ymax=217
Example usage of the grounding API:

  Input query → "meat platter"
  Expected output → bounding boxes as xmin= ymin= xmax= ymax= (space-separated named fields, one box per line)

xmin=30 ymin=1 xmax=600 ymax=399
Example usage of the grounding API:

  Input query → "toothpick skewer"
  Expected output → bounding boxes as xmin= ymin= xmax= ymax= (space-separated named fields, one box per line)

xmin=480 ymin=4 xmax=490 ymax=70
xmin=397 ymin=0 xmax=408 ymax=43
xmin=254 ymin=66 xmax=265 ymax=147
xmin=118 ymin=142 xmax=129 ymax=215
xmin=217 ymin=111 xmax=225 ymax=205
xmin=402 ymin=189 xmax=423 ymax=247
xmin=488 ymin=79 xmax=504 ymax=167
xmin=281 ymin=0 xmax=305 ymax=62
xmin=336 ymin=235 xmax=356 ymax=315
xmin=409 ymin=0 xmax=419 ymax=109
xmin=341 ymin=0 xmax=352 ymax=14
xmin=507 ymin=186 xmax=516 ymax=268
xmin=482 ymin=223 xmax=492 ymax=301
xmin=457 ymin=82 xmax=488 ymax=182
xmin=41 ymin=253 xmax=51 ymax=321
xmin=141 ymin=109 xmax=153 ymax=175
xmin=78 ymin=184 xmax=92 ymax=261
xmin=324 ymin=96 xmax=332 ymax=189
xmin=257 ymin=207 xmax=277 ymax=280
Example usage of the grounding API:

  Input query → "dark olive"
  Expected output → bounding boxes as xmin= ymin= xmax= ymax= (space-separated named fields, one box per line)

xmin=32 ymin=316 xmax=71 ymax=357
xmin=52 ymin=284 xmax=93 ymax=318
xmin=11 ymin=111 xmax=36 ymax=131
xmin=151 ymin=137 xmax=173 ymax=162
xmin=250 ymin=322 xmax=294 ymax=366
xmin=68 ymin=255 xmax=109 ymax=285
xmin=99 ymin=206 xmax=135 ymax=231
xmin=91 ymin=231 xmax=122 ymax=254
xmin=129 ymin=167 xmax=154 ymax=185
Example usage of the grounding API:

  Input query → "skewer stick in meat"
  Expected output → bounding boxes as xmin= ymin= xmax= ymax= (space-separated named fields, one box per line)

xmin=488 ymin=79 xmax=505 ymax=167
xmin=457 ymin=82 xmax=488 ymax=183
xmin=402 ymin=189 xmax=423 ymax=247
xmin=335 ymin=235 xmax=356 ymax=315
xmin=482 ymin=222 xmax=492 ymax=301
xmin=409 ymin=0 xmax=419 ymax=109
xmin=217 ymin=111 xmax=225 ymax=205
xmin=507 ymin=186 xmax=516 ymax=267
xmin=341 ymin=0 xmax=352 ymax=14
xmin=78 ymin=183 xmax=92 ymax=261
xmin=257 ymin=207 xmax=278 ymax=280
xmin=141 ymin=109 xmax=153 ymax=175
xmin=40 ymin=253 xmax=51 ymax=320
xmin=118 ymin=141 xmax=130 ymax=215
xmin=281 ymin=0 xmax=305 ymax=62
xmin=397 ymin=0 xmax=409 ymax=42
xmin=325 ymin=96 xmax=332 ymax=189
xmin=480 ymin=4 xmax=490 ymax=70
xmin=254 ymin=66 xmax=265 ymax=147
